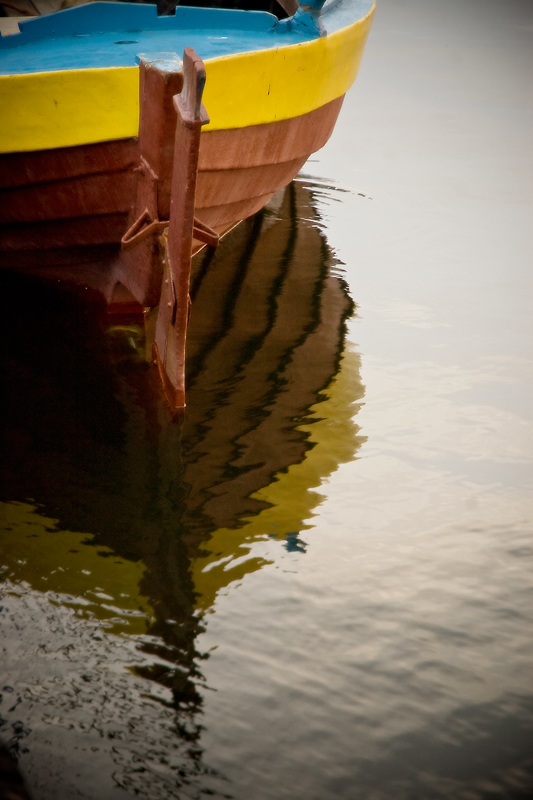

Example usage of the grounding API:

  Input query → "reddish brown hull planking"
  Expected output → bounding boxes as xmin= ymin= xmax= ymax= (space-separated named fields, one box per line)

xmin=0 ymin=140 xmax=139 ymax=190
xmin=0 ymin=95 xmax=343 ymax=255
xmin=0 ymin=53 xmax=345 ymax=410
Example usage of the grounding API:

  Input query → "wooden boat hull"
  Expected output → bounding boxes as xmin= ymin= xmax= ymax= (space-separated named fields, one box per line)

xmin=0 ymin=1 xmax=375 ymax=408
xmin=0 ymin=94 xmax=343 ymax=249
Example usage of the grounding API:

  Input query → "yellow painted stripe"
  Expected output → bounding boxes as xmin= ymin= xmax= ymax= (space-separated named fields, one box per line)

xmin=0 ymin=67 xmax=139 ymax=153
xmin=0 ymin=6 xmax=374 ymax=154
xmin=203 ymin=8 xmax=374 ymax=131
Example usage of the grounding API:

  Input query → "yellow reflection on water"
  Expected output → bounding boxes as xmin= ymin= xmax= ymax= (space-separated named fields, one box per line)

xmin=190 ymin=346 xmax=366 ymax=611
xmin=0 ymin=500 xmax=154 ymax=634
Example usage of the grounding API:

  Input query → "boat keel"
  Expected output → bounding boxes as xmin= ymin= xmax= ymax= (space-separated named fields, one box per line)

xmin=152 ymin=48 xmax=216 ymax=413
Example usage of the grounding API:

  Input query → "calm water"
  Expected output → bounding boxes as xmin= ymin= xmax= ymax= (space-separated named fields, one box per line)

xmin=1 ymin=1 xmax=532 ymax=798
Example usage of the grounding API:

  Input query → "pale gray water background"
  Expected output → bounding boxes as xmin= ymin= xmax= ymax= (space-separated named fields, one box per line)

xmin=195 ymin=0 xmax=533 ymax=797
xmin=1 ymin=0 xmax=533 ymax=798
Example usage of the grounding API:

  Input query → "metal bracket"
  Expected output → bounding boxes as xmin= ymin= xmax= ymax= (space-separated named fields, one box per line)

xmin=121 ymin=207 xmax=168 ymax=252
xmin=192 ymin=217 xmax=220 ymax=248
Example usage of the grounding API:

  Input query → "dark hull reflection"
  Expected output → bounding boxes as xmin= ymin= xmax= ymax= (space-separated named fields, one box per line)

xmin=0 ymin=181 xmax=364 ymax=797
xmin=185 ymin=183 xmax=356 ymax=531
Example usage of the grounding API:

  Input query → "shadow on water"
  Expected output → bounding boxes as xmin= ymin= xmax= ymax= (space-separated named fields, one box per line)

xmin=0 ymin=181 xmax=365 ymax=798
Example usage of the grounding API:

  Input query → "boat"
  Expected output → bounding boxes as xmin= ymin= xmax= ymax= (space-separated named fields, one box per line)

xmin=0 ymin=0 xmax=375 ymax=410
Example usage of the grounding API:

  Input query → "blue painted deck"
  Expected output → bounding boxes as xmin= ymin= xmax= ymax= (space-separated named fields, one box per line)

xmin=0 ymin=1 xmax=375 ymax=76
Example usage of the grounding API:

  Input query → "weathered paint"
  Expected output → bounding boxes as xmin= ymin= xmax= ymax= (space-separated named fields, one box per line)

xmin=0 ymin=67 xmax=139 ymax=154
xmin=203 ymin=13 xmax=373 ymax=132
xmin=0 ymin=94 xmax=343 ymax=255
xmin=0 ymin=1 xmax=375 ymax=153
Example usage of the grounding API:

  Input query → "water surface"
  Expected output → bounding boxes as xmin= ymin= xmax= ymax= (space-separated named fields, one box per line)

xmin=1 ymin=0 xmax=533 ymax=798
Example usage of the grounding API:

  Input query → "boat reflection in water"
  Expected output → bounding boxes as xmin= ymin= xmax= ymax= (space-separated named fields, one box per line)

xmin=182 ymin=180 xmax=366 ymax=609
xmin=0 ymin=180 xmax=365 ymax=797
